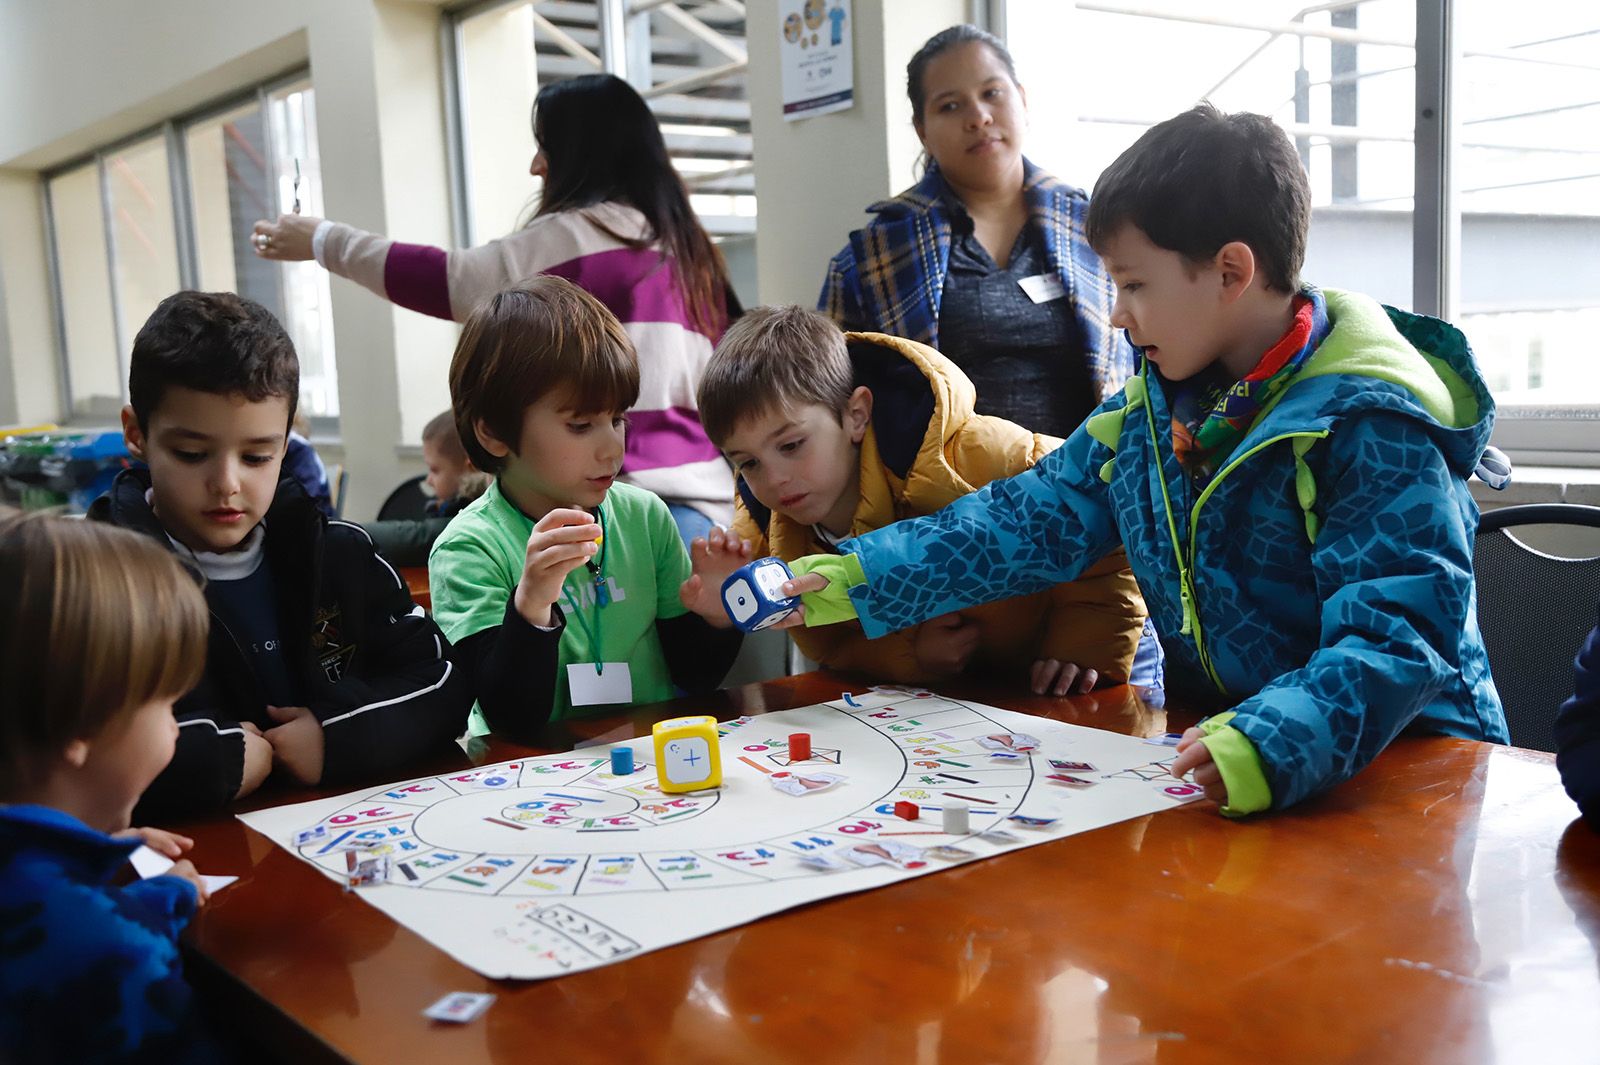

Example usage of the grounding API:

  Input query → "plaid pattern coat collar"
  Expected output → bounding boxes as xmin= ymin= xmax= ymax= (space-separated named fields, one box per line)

xmin=818 ymin=158 xmax=1136 ymax=402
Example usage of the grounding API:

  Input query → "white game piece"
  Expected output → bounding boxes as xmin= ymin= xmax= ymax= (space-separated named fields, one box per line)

xmin=424 ymin=991 xmax=495 ymax=1024
xmin=942 ymin=800 xmax=970 ymax=834
xmin=292 ymin=824 xmax=328 ymax=847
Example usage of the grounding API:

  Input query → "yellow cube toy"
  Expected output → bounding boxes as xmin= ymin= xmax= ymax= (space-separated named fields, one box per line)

xmin=653 ymin=715 xmax=723 ymax=794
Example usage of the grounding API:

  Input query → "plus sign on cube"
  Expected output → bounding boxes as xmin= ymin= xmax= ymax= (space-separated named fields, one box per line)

xmin=652 ymin=715 xmax=723 ymax=793
xmin=721 ymin=557 xmax=800 ymax=632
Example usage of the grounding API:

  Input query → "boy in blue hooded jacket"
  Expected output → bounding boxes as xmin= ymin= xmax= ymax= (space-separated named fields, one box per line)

xmin=778 ymin=104 xmax=1507 ymax=815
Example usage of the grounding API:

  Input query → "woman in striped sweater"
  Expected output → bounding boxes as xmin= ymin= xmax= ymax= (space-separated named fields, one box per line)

xmin=251 ymin=74 xmax=739 ymax=540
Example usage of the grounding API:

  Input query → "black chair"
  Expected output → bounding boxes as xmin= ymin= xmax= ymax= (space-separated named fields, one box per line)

xmin=1474 ymin=503 xmax=1600 ymax=752
xmin=376 ymin=474 xmax=431 ymax=522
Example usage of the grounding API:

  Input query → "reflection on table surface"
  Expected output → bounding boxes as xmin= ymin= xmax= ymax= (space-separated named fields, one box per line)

xmin=177 ymin=671 xmax=1600 ymax=1064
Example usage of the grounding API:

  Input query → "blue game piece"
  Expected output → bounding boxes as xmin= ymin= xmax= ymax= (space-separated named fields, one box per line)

xmin=611 ymin=746 xmax=633 ymax=775
xmin=721 ymin=557 xmax=801 ymax=632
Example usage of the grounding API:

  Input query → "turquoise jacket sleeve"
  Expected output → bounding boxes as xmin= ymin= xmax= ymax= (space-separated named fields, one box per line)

xmin=839 ymin=405 xmax=1121 ymax=640
xmin=1223 ymin=412 xmax=1488 ymax=809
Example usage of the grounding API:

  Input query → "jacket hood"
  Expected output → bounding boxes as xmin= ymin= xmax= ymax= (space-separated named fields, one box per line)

xmin=735 ymin=331 xmax=1043 ymax=538
xmin=1249 ymin=288 xmax=1496 ymax=477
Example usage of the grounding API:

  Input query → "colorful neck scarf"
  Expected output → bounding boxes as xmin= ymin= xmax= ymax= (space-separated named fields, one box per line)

xmin=1168 ymin=287 xmax=1326 ymax=485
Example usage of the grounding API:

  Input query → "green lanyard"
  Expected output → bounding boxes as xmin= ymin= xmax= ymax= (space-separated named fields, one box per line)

xmin=560 ymin=505 xmax=608 ymax=675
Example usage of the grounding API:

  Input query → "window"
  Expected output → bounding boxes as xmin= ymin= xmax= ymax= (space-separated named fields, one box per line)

xmin=45 ymin=163 xmax=121 ymax=419
xmin=1456 ymin=2 xmax=1600 ymax=412
xmin=1011 ymin=0 xmax=1417 ymax=305
xmin=105 ymin=134 xmax=183 ymax=358
xmin=447 ymin=0 xmax=756 ymax=247
xmin=43 ymin=72 xmax=338 ymax=424
xmin=1005 ymin=0 xmax=1600 ymax=460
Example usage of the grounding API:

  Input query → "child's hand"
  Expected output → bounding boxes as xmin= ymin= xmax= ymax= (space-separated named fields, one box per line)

xmin=760 ymin=570 xmax=835 ymax=630
xmin=166 ymin=859 xmax=211 ymax=906
xmin=264 ymin=705 xmax=325 ymax=786
xmin=236 ymin=722 xmax=273 ymax=799
xmin=113 ymin=826 xmax=194 ymax=860
xmin=1030 ymin=659 xmax=1099 ymax=696
xmin=678 ymin=526 xmax=753 ymax=627
xmin=1171 ymin=727 xmax=1229 ymax=806
xmin=913 ymin=613 xmax=980 ymax=677
xmin=513 ymin=508 xmax=601 ymax=628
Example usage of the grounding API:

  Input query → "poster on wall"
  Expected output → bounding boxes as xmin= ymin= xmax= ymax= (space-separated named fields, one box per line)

xmin=780 ymin=0 xmax=853 ymax=121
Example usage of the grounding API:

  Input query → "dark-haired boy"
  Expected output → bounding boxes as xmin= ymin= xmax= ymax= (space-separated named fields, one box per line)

xmin=780 ymin=104 xmax=1507 ymax=815
xmin=90 ymin=290 xmax=472 ymax=819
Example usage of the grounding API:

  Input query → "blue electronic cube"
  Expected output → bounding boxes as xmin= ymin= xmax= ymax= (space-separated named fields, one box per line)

xmin=721 ymin=557 xmax=800 ymax=632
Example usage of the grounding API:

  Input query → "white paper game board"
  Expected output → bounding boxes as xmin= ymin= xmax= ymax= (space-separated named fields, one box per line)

xmin=238 ymin=689 xmax=1202 ymax=979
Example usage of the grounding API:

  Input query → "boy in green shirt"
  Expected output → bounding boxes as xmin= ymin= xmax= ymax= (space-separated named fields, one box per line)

xmin=429 ymin=278 xmax=746 ymax=739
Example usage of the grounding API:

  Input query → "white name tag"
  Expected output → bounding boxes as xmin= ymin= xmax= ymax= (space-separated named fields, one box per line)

xmin=568 ymin=661 xmax=633 ymax=706
xmin=1018 ymin=273 xmax=1067 ymax=304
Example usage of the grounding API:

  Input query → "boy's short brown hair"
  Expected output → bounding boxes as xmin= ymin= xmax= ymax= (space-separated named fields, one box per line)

xmin=0 ymin=508 xmax=208 ymax=798
xmin=128 ymin=291 xmax=300 ymax=432
xmin=1086 ymin=103 xmax=1311 ymax=293
xmin=449 ymin=277 xmax=641 ymax=474
xmin=698 ymin=305 xmax=854 ymax=446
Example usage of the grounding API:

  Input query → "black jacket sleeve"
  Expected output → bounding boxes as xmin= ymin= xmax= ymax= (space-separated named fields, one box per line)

xmin=655 ymin=612 xmax=743 ymax=694
xmin=1555 ymin=608 xmax=1600 ymax=829
xmin=133 ymin=711 xmax=248 ymax=823
xmin=311 ymin=536 xmax=474 ymax=783
xmin=364 ymin=516 xmax=452 ymax=567
xmin=455 ymin=601 xmax=566 ymax=745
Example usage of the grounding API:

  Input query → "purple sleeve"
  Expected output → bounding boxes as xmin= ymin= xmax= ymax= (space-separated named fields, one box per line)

xmin=384 ymin=242 xmax=454 ymax=320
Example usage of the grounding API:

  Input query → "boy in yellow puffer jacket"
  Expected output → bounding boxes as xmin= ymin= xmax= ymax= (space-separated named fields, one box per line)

xmin=698 ymin=305 xmax=1151 ymax=693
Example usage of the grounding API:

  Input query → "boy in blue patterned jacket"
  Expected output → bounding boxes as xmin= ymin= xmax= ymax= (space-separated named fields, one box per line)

xmin=0 ymin=510 xmax=220 ymax=1062
xmin=778 ymin=104 xmax=1508 ymax=815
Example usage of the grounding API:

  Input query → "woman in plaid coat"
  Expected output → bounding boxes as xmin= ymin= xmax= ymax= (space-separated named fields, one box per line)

xmin=818 ymin=25 xmax=1137 ymax=437
xmin=819 ymin=24 xmax=1157 ymax=693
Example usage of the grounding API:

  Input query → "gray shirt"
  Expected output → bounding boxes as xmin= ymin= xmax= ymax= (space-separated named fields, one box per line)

xmin=937 ymin=215 xmax=1098 ymax=438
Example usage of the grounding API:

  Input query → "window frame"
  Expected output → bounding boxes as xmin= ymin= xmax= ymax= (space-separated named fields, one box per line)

xmin=40 ymin=65 xmax=339 ymax=434
xmin=1001 ymin=0 xmax=1598 ymax=464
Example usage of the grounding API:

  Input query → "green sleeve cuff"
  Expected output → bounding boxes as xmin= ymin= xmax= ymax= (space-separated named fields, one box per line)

xmin=1197 ymin=712 xmax=1272 ymax=817
xmin=788 ymin=552 xmax=866 ymax=627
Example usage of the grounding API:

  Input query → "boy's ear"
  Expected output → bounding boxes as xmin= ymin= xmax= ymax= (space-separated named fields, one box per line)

xmin=473 ymin=418 xmax=511 ymax=459
xmin=845 ymin=386 xmax=874 ymax=444
xmin=120 ymin=404 xmax=147 ymax=460
xmin=1215 ymin=241 xmax=1257 ymax=302
xmin=62 ymin=738 xmax=90 ymax=769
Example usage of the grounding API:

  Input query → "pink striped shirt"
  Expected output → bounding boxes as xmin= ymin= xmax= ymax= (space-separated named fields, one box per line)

xmin=319 ymin=203 xmax=733 ymax=523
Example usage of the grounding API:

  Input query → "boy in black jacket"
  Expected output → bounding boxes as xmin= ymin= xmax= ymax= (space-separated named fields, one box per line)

xmin=90 ymin=291 xmax=472 ymax=820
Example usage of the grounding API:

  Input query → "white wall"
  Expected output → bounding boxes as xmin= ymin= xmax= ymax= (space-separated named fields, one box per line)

xmin=0 ymin=0 xmax=456 ymax=519
xmin=746 ymin=0 xmax=969 ymax=305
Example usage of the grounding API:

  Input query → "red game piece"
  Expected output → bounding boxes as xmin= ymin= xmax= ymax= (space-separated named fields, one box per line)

xmin=894 ymin=800 xmax=919 ymax=821
xmin=788 ymin=732 xmax=812 ymax=761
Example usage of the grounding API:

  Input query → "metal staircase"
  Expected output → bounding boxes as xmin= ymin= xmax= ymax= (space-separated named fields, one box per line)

xmin=528 ymin=0 xmax=755 ymax=236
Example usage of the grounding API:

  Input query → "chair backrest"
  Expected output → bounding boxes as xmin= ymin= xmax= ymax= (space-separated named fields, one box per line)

xmin=376 ymin=473 xmax=431 ymax=522
xmin=1474 ymin=503 xmax=1600 ymax=752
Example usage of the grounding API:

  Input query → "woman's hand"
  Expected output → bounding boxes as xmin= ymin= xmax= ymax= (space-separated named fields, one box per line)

xmin=250 ymin=214 xmax=321 ymax=261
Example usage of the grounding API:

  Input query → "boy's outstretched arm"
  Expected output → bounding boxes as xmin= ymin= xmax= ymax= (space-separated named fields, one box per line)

xmin=817 ymin=430 xmax=1119 ymax=638
xmin=1211 ymin=412 xmax=1497 ymax=813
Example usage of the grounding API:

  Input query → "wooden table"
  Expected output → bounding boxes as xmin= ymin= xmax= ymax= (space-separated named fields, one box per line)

xmin=178 ymin=672 xmax=1600 ymax=1064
